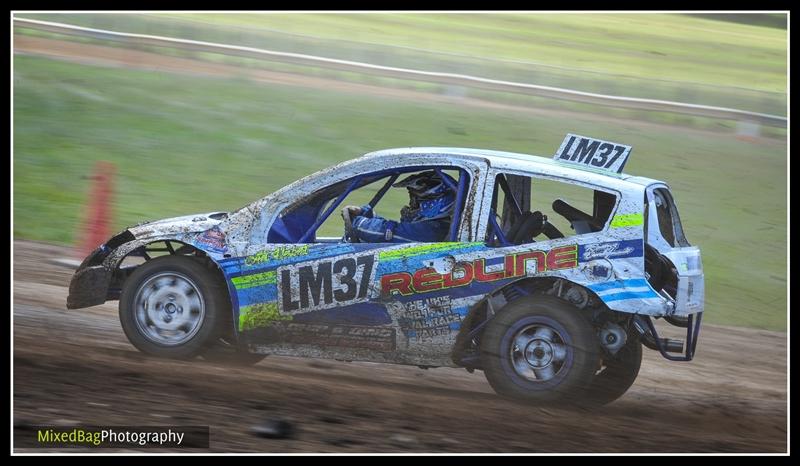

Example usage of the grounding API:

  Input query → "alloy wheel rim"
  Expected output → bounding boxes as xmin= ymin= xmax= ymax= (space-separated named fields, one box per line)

xmin=133 ymin=272 xmax=205 ymax=346
xmin=509 ymin=324 xmax=569 ymax=382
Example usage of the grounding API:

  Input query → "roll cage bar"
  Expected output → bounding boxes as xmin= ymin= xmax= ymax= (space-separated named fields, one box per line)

xmin=487 ymin=174 xmax=524 ymax=247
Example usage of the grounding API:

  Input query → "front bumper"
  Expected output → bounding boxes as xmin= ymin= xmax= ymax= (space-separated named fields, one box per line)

xmin=67 ymin=264 xmax=113 ymax=309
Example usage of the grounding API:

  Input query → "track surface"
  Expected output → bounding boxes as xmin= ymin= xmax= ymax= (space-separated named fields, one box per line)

xmin=12 ymin=240 xmax=787 ymax=452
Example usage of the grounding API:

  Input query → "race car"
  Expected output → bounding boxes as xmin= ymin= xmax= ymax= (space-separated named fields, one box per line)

xmin=67 ymin=134 xmax=704 ymax=406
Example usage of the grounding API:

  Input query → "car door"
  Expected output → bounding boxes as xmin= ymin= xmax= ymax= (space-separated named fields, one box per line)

xmin=230 ymin=161 xmax=486 ymax=366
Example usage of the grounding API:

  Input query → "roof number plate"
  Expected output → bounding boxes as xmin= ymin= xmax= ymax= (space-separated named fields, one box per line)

xmin=553 ymin=134 xmax=632 ymax=174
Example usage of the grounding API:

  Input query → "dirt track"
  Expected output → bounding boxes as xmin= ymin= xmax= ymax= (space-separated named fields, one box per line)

xmin=12 ymin=240 xmax=787 ymax=452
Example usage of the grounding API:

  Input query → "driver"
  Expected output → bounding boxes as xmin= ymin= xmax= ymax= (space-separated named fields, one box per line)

xmin=343 ymin=171 xmax=457 ymax=243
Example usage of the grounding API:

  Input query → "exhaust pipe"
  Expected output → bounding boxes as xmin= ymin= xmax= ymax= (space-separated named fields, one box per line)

xmin=632 ymin=316 xmax=684 ymax=354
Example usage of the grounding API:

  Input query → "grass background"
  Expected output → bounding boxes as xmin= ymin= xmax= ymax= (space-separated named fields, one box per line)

xmin=26 ymin=12 xmax=786 ymax=91
xmin=15 ymin=13 xmax=787 ymax=118
xmin=13 ymin=55 xmax=787 ymax=330
xmin=160 ymin=13 xmax=788 ymax=90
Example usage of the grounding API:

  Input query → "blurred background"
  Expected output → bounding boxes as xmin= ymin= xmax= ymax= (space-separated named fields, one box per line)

xmin=13 ymin=12 xmax=787 ymax=331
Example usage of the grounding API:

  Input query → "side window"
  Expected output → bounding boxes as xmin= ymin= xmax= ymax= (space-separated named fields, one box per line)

xmin=487 ymin=173 xmax=618 ymax=246
xmin=269 ymin=167 xmax=468 ymax=244
xmin=315 ymin=182 xmax=380 ymax=238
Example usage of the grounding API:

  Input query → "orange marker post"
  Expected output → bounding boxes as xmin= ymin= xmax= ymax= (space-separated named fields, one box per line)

xmin=77 ymin=161 xmax=116 ymax=258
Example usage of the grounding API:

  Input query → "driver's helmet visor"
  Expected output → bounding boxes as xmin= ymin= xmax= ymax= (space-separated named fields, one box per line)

xmin=401 ymin=193 xmax=455 ymax=222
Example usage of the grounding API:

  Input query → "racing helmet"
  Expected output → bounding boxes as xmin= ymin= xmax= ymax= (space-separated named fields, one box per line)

xmin=393 ymin=171 xmax=457 ymax=222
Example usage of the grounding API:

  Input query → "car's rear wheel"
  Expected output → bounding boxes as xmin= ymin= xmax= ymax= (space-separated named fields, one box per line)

xmin=119 ymin=255 xmax=225 ymax=359
xmin=481 ymin=295 xmax=600 ymax=404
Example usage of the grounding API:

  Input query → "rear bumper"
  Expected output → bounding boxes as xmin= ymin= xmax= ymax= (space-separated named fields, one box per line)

xmin=633 ymin=312 xmax=703 ymax=361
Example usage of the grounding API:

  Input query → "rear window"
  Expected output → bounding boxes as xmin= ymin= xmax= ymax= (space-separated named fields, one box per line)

xmin=651 ymin=188 xmax=689 ymax=247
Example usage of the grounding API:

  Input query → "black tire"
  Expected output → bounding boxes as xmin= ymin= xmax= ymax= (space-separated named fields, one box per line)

xmin=581 ymin=334 xmax=642 ymax=407
xmin=119 ymin=255 xmax=227 ymax=359
xmin=481 ymin=295 xmax=600 ymax=404
xmin=201 ymin=338 xmax=267 ymax=366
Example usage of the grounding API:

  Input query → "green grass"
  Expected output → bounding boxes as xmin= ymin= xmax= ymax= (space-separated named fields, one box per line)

xmin=13 ymin=56 xmax=787 ymax=331
xmin=15 ymin=13 xmax=787 ymax=116
xmin=154 ymin=13 xmax=787 ymax=91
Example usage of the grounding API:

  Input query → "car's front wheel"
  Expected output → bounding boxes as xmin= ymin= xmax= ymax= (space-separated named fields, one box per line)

xmin=119 ymin=255 xmax=225 ymax=359
xmin=480 ymin=295 xmax=600 ymax=404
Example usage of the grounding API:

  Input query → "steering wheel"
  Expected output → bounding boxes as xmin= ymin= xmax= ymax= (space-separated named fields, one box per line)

xmin=341 ymin=206 xmax=360 ymax=243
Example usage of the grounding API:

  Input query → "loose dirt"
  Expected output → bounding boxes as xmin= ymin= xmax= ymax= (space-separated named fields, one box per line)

xmin=13 ymin=240 xmax=787 ymax=452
